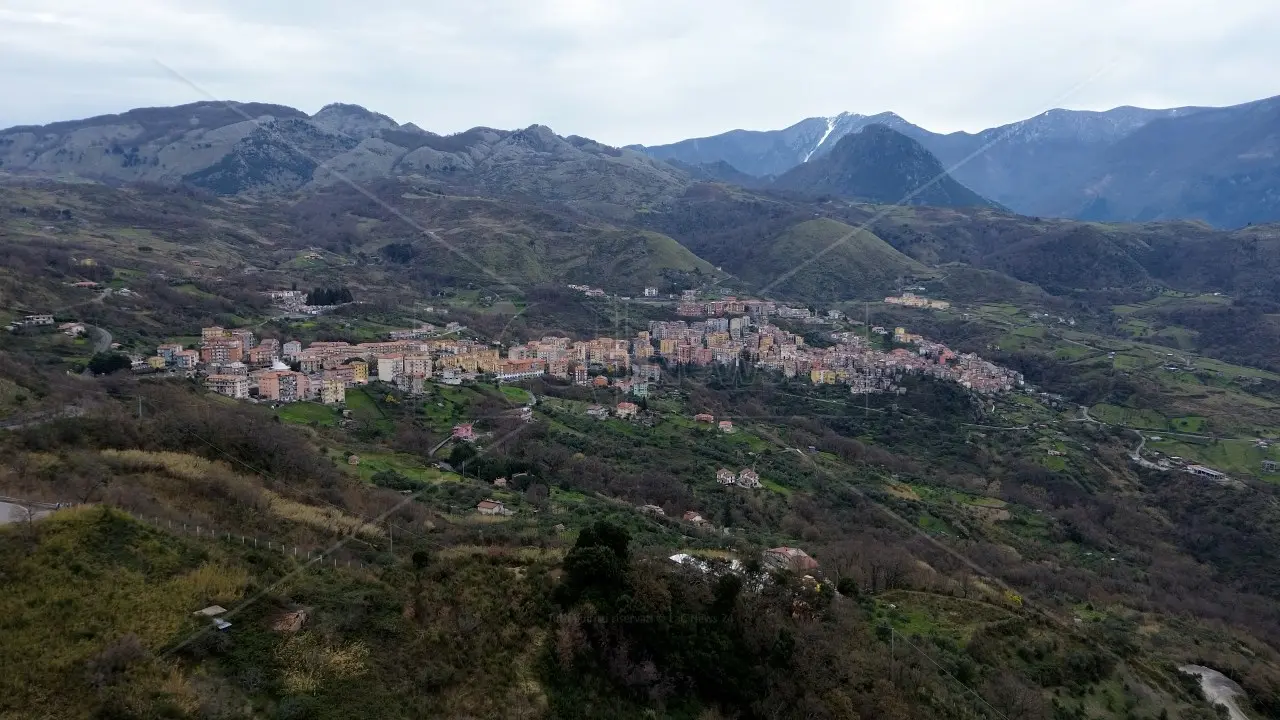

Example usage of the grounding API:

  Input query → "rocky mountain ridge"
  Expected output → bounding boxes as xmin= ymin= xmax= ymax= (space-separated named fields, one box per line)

xmin=0 ymin=102 xmax=690 ymax=215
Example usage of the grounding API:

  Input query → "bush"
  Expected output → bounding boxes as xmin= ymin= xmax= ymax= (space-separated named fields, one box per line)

xmin=87 ymin=352 xmax=131 ymax=376
xmin=85 ymin=633 xmax=147 ymax=690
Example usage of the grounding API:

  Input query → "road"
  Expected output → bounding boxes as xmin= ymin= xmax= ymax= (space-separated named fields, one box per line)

xmin=88 ymin=325 xmax=112 ymax=353
xmin=0 ymin=499 xmax=58 ymax=525
xmin=0 ymin=405 xmax=86 ymax=431
xmin=80 ymin=325 xmax=113 ymax=376
xmin=1128 ymin=433 xmax=1166 ymax=470
xmin=1179 ymin=666 xmax=1252 ymax=720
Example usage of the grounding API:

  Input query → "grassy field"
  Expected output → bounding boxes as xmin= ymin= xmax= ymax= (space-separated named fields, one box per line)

xmin=874 ymin=590 xmax=1016 ymax=644
xmin=1169 ymin=416 xmax=1207 ymax=433
xmin=345 ymin=388 xmax=395 ymax=434
xmin=336 ymin=449 xmax=462 ymax=486
xmin=278 ymin=402 xmax=338 ymax=426
xmin=1147 ymin=437 xmax=1280 ymax=477
xmin=1090 ymin=403 xmax=1168 ymax=430
xmin=499 ymin=385 xmax=533 ymax=404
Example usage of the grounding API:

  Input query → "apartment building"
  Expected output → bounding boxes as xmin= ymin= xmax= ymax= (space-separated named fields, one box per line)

xmin=257 ymin=371 xmax=309 ymax=402
xmin=320 ymin=378 xmax=346 ymax=405
xmin=206 ymin=374 xmax=249 ymax=400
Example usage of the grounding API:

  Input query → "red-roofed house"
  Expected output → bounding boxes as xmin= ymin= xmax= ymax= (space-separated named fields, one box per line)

xmin=763 ymin=546 xmax=819 ymax=572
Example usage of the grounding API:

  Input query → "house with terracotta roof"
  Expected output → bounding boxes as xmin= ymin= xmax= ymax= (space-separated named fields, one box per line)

xmin=694 ymin=413 xmax=714 ymax=424
xmin=683 ymin=510 xmax=706 ymax=524
xmin=718 ymin=420 xmax=735 ymax=434
xmin=737 ymin=469 xmax=762 ymax=489
xmin=716 ymin=468 xmax=737 ymax=485
xmin=616 ymin=401 xmax=639 ymax=419
xmin=477 ymin=499 xmax=509 ymax=516
xmin=762 ymin=546 xmax=819 ymax=573
xmin=452 ymin=423 xmax=477 ymax=441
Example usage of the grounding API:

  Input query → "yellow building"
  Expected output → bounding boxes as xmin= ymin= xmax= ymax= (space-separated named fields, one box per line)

xmin=147 ymin=356 xmax=166 ymax=369
xmin=440 ymin=349 xmax=499 ymax=373
xmin=810 ymin=369 xmax=837 ymax=384
xmin=659 ymin=338 xmax=679 ymax=355
xmin=349 ymin=360 xmax=369 ymax=384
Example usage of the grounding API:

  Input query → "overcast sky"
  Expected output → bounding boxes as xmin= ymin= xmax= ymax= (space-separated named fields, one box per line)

xmin=2 ymin=0 xmax=1278 ymax=146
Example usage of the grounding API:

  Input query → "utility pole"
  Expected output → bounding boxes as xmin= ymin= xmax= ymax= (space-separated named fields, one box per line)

xmin=138 ymin=396 xmax=143 ymax=420
xmin=389 ymin=522 xmax=393 ymax=555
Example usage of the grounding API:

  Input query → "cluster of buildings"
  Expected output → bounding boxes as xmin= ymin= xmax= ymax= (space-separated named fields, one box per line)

xmin=6 ymin=314 xmax=54 ymax=332
xmin=716 ymin=467 xmax=763 ymax=489
xmin=585 ymin=401 xmax=642 ymax=420
xmin=156 ymin=325 xmax=499 ymax=405
xmin=5 ymin=314 xmax=90 ymax=338
xmin=497 ymin=335 xmax=654 ymax=389
xmin=884 ymin=292 xmax=950 ymax=310
xmin=163 ymin=298 xmax=1016 ymax=406
xmin=783 ymin=327 xmax=1021 ymax=395
xmin=565 ymin=284 xmax=608 ymax=298
xmin=673 ymin=292 xmax=832 ymax=323
xmin=645 ymin=313 xmax=1019 ymax=395
xmin=492 ymin=309 xmax=1018 ymax=398
xmin=263 ymin=289 xmax=345 ymax=316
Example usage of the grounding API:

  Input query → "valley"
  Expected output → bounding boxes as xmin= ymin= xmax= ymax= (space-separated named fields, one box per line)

xmin=2 ymin=104 xmax=1280 ymax=719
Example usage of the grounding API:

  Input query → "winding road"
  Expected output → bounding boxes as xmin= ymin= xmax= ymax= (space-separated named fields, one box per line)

xmin=79 ymin=324 xmax=113 ymax=377
xmin=1180 ymin=665 xmax=1252 ymax=720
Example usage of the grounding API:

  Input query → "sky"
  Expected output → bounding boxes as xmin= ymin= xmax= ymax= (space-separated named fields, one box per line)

xmin=1 ymin=0 xmax=1278 ymax=146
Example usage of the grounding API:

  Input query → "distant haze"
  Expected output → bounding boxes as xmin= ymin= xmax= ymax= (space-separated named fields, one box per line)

xmin=1 ymin=0 xmax=1279 ymax=145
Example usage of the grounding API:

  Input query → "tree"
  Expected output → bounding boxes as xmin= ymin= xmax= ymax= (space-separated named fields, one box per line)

xmin=558 ymin=520 xmax=631 ymax=606
xmin=87 ymin=352 xmax=130 ymax=376
xmin=449 ymin=443 xmax=477 ymax=470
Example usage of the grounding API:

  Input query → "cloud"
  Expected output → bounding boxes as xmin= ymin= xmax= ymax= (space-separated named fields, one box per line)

xmin=1 ymin=0 xmax=1277 ymax=145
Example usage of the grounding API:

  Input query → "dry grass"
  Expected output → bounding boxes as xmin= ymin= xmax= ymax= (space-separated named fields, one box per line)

xmin=173 ymin=562 xmax=249 ymax=605
xmin=885 ymin=483 xmax=921 ymax=500
xmin=260 ymin=489 xmax=383 ymax=539
xmin=100 ymin=448 xmax=223 ymax=480
xmin=99 ymin=449 xmax=381 ymax=538
xmin=275 ymin=632 xmax=370 ymax=694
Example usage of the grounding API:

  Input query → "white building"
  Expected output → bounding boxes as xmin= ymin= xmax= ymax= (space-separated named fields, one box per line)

xmin=377 ymin=355 xmax=404 ymax=382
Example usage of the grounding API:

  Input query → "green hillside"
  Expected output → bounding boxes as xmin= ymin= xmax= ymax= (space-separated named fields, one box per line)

xmin=739 ymin=218 xmax=930 ymax=300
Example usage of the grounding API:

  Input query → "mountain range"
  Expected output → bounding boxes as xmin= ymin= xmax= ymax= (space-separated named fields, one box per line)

xmin=0 ymin=102 xmax=689 ymax=219
xmin=635 ymin=95 xmax=1280 ymax=227
xmin=7 ymin=95 xmax=1280 ymax=227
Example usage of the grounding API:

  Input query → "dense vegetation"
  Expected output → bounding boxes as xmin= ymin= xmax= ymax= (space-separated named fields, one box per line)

xmin=305 ymin=287 xmax=354 ymax=306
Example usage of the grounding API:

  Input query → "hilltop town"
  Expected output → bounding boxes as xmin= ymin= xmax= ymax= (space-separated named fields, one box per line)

xmin=127 ymin=291 xmax=1023 ymax=407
